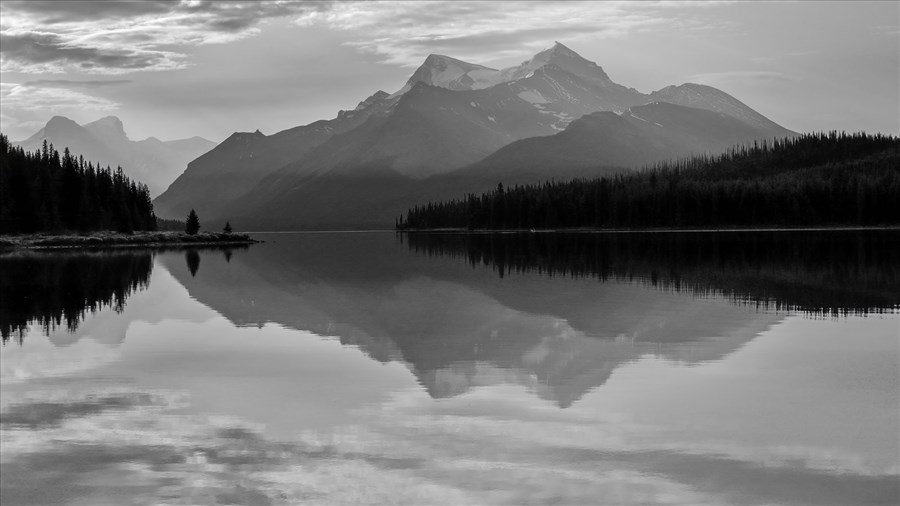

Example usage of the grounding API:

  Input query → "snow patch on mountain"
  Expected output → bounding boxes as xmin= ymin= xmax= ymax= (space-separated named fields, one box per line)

xmin=393 ymin=54 xmax=502 ymax=96
xmin=517 ymin=90 xmax=550 ymax=104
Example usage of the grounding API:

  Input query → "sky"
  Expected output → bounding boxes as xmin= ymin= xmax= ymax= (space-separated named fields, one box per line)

xmin=0 ymin=0 xmax=897 ymax=143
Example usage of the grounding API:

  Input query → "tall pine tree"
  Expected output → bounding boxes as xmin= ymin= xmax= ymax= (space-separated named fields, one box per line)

xmin=185 ymin=209 xmax=200 ymax=235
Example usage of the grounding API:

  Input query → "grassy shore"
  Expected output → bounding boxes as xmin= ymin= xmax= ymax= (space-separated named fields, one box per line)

xmin=0 ymin=231 xmax=259 ymax=250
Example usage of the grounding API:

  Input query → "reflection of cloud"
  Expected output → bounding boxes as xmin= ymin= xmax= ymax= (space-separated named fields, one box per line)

xmin=1 ymin=392 xmax=161 ymax=429
xmin=0 ymin=334 xmax=120 ymax=383
xmin=3 ymin=382 xmax=896 ymax=505
xmin=3 ymin=312 xmax=897 ymax=504
xmin=0 ymin=1 xmax=328 ymax=73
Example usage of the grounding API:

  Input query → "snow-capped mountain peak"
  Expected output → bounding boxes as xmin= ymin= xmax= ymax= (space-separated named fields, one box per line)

xmin=394 ymin=43 xmax=617 ymax=97
xmin=501 ymin=41 xmax=611 ymax=84
xmin=393 ymin=54 xmax=501 ymax=95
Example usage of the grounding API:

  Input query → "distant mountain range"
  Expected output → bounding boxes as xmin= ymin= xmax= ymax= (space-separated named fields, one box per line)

xmin=14 ymin=116 xmax=215 ymax=198
xmin=151 ymin=42 xmax=794 ymax=229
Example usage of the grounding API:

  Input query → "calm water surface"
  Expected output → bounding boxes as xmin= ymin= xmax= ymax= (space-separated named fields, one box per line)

xmin=1 ymin=231 xmax=898 ymax=505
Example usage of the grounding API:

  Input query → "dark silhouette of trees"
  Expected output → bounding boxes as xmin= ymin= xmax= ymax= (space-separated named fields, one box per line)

xmin=185 ymin=250 xmax=200 ymax=277
xmin=0 ymin=134 xmax=157 ymax=233
xmin=399 ymin=132 xmax=900 ymax=230
xmin=403 ymin=230 xmax=900 ymax=317
xmin=223 ymin=221 xmax=232 ymax=234
xmin=0 ymin=251 xmax=153 ymax=344
xmin=156 ymin=218 xmax=185 ymax=231
xmin=185 ymin=209 xmax=200 ymax=235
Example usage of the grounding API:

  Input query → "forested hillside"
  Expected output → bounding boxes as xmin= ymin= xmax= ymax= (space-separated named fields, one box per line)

xmin=0 ymin=134 xmax=157 ymax=234
xmin=399 ymin=132 xmax=900 ymax=230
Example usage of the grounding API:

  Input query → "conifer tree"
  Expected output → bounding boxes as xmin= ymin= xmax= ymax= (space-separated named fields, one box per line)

xmin=185 ymin=209 xmax=200 ymax=235
xmin=0 ymin=134 xmax=157 ymax=233
xmin=398 ymin=132 xmax=900 ymax=231
xmin=223 ymin=221 xmax=232 ymax=233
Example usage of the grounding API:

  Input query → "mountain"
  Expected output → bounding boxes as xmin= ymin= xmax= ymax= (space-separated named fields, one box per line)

xmin=153 ymin=42 xmax=794 ymax=229
xmin=152 ymin=91 xmax=396 ymax=221
xmin=15 ymin=116 xmax=215 ymax=197
xmin=394 ymin=54 xmax=501 ymax=94
xmin=214 ymin=101 xmax=787 ymax=230
xmin=648 ymin=83 xmax=794 ymax=136
xmin=456 ymin=101 xmax=783 ymax=182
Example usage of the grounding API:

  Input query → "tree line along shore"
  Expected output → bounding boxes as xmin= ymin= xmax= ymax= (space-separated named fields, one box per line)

xmin=0 ymin=133 xmax=255 ymax=249
xmin=397 ymin=132 xmax=900 ymax=231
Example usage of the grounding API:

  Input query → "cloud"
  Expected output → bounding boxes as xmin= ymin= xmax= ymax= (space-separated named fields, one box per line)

xmin=0 ymin=1 xmax=726 ymax=74
xmin=0 ymin=1 xmax=328 ymax=74
xmin=688 ymin=70 xmax=794 ymax=85
xmin=0 ymin=81 xmax=121 ymax=139
xmin=295 ymin=1 xmax=720 ymax=67
xmin=0 ymin=1 xmax=175 ymax=23
xmin=751 ymin=51 xmax=816 ymax=64
xmin=1 ymin=82 xmax=121 ymax=112
xmin=0 ymin=31 xmax=187 ymax=74
xmin=20 ymin=79 xmax=133 ymax=89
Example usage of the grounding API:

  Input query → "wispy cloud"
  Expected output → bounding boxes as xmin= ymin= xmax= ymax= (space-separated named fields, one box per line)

xmin=0 ymin=81 xmax=122 ymax=139
xmin=0 ymin=1 xmax=727 ymax=74
xmin=751 ymin=51 xmax=816 ymax=64
xmin=0 ymin=31 xmax=187 ymax=74
xmin=20 ymin=79 xmax=133 ymax=89
xmin=0 ymin=79 xmax=130 ymax=139
xmin=0 ymin=1 xmax=328 ymax=74
xmin=1 ymin=82 xmax=121 ymax=111
xmin=687 ymin=70 xmax=794 ymax=85
xmin=295 ymin=1 xmax=723 ymax=67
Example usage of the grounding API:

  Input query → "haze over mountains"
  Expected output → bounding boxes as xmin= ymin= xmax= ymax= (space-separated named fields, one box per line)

xmin=151 ymin=42 xmax=794 ymax=230
xmin=14 ymin=116 xmax=215 ymax=198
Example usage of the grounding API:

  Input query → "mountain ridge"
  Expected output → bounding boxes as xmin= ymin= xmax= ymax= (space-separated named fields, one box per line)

xmin=153 ymin=42 xmax=795 ymax=229
xmin=15 ymin=115 xmax=215 ymax=198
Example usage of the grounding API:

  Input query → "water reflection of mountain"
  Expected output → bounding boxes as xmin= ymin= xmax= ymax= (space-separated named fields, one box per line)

xmin=0 ymin=251 xmax=153 ymax=344
xmin=161 ymin=233 xmax=799 ymax=407
xmin=404 ymin=230 xmax=900 ymax=316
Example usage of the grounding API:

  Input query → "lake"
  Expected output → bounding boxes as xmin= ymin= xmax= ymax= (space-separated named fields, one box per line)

xmin=1 ymin=230 xmax=898 ymax=505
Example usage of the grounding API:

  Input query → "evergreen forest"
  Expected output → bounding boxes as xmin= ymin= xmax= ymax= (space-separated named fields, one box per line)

xmin=0 ymin=133 xmax=157 ymax=234
xmin=398 ymin=132 xmax=900 ymax=230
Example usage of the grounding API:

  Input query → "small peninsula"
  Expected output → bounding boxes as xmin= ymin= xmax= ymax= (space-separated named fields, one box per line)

xmin=0 ymin=231 xmax=259 ymax=251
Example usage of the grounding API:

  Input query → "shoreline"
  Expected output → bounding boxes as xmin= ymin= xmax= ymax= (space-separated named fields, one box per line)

xmin=0 ymin=231 xmax=260 ymax=251
xmin=394 ymin=225 xmax=900 ymax=234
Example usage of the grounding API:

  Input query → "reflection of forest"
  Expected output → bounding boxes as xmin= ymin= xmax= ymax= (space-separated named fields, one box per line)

xmin=0 ymin=251 xmax=153 ymax=344
xmin=6 ymin=231 xmax=896 ymax=406
xmin=403 ymin=230 xmax=900 ymax=316
xmin=0 ymin=246 xmax=244 ymax=344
